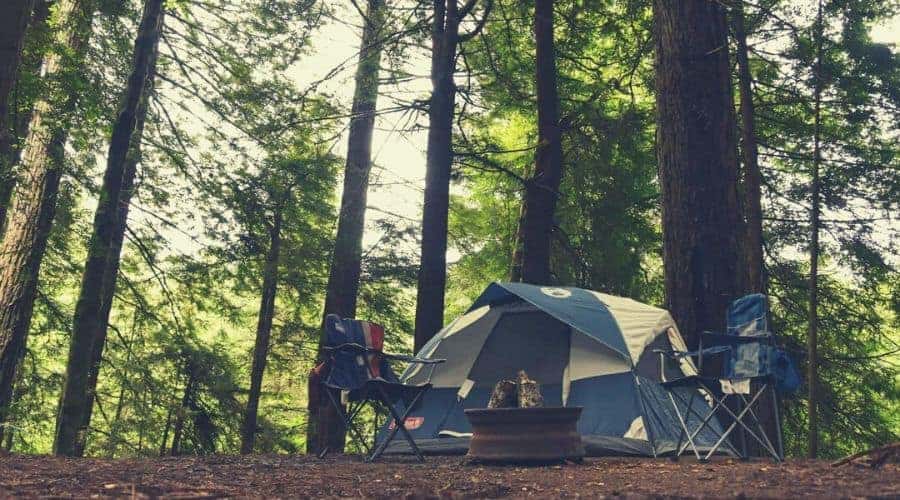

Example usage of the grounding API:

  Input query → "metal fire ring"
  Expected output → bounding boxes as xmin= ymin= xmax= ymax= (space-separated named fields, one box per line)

xmin=464 ymin=407 xmax=585 ymax=463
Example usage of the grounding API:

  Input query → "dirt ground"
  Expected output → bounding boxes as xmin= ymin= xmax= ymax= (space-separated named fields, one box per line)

xmin=1 ymin=453 xmax=898 ymax=498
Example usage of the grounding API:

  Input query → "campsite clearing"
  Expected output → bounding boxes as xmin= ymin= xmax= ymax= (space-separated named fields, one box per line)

xmin=1 ymin=453 xmax=897 ymax=498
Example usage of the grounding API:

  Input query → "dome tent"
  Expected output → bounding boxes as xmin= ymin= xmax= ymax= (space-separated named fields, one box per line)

xmin=384 ymin=282 xmax=733 ymax=457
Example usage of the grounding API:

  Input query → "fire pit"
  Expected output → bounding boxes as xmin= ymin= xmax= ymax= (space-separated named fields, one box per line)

xmin=464 ymin=406 xmax=585 ymax=463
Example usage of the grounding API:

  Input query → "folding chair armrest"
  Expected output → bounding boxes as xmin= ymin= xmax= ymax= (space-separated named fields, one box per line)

xmin=653 ymin=348 xmax=698 ymax=359
xmin=323 ymin=342 xmax=370 ymax=355
xmin=381 ymin=353 xmax=446 ymax=365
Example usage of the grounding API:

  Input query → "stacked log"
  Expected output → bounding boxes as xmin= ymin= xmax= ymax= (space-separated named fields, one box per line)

xmin=487 ymin=380 xmax=518 ymax=409
xmin=517 ymin=370 xmax=543 ymax=408
xmin=486 ymin=370 xmax=543 ymax=408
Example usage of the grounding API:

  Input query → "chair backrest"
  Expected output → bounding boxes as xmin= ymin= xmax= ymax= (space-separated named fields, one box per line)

xmin=726 ymin=293 xmax=768 ymax=336
xmin=723 ymin=294 xmax=772 ymax=379
xmin=323 ymin=314 xmax=397 ymax=391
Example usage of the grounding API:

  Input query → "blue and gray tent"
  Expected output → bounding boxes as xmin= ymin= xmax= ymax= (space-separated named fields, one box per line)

xmin=385 ymin=282 xmax=734 ymax=457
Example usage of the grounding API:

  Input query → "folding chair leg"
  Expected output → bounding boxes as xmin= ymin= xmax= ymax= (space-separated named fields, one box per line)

xmin=772 ymin=387 xmax=784 ymax=460
xmin=703 ymin=388 xmax=769 ymax=461
xmin=681 ymin=396 xmax=728 ymax=457
xmin=737 ymin=397 xmax=749 ymax=460
xmin=368 ymin=387 xmax=427 ymax=463
xmin=321 ymin=388 xmax=372 ymax=458
xmin=719 ymin=389 xmax=779 ymax=460
xmin=668 ymin=390 xmax=702 ymax=461
xmin=669 ymin=391 xmax=687 ymax=461
xmin=737 ymin=388 xmax=782 ymax=462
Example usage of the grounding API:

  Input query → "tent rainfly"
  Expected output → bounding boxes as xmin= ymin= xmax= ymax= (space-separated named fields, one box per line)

xmin=383 ymin=282 xmax=734 ymax=457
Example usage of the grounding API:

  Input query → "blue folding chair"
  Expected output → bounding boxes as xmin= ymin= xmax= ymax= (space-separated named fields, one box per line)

xmin=317 ymin=314 xmax=445 ymax=462
xmin=659 ymin=294 xmax=798 ymax=462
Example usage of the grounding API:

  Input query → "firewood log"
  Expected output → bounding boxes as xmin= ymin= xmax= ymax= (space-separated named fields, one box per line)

xmin=517 ymin=370 xmax=543 ymax=408
xmin=487 ymin=380 xmax=518 ymax=408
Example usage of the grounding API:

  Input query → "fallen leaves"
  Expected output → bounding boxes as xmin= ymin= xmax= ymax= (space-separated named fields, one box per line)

xmin=0 ymin=454 xmax=897 ymax=498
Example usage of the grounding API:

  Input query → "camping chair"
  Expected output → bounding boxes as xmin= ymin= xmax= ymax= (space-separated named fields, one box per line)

xmin=317 ymin=314 xmax=445 ymax=462
xmin=658 ymin=294 xmax=798 ymax=462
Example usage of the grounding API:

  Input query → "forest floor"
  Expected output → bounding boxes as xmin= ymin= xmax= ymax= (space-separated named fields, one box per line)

xmin=1 ymin=453 xmax=898 ymax=498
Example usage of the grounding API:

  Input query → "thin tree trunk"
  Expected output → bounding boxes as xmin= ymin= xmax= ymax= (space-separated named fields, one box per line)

xmin=73 ymin=35 xmax=158 ymax=460
xmin=0 ymin=357 xmax=24 ymax=451
xmin=0 ymin=0 xmax=36 ymax=229
xmin=170 ymin=372 xmax=194 ymax=456
xmin=306 ymin=0 xmax=385 ymax=456
xmin=55 ymin=0 xmax=165 ymax=457
xmin=807 ymin=0 xmax=824 ymax=460
xmin=159 ymin=406 xmax=173 ymax=456
xmin=414 ymin=0 xmax=460 ymax=352
xmin=7 ymin=1 xmax=51 ymax=176
xmin=508 ymin=203 xmax=526 ymax=282
xmin=732 ymin=1 xmax=778 ymax=458
xmin=241 ymin=205 xmax=283 ymax=454
xmin=734 ymin=0 xmax=764 ymax=294
xmin=0 ymin=0 xmax=93 ymax=445
xmin=653 ymin=0 xmax=744 ymax=347
xmin=513 ymin=0 xmax=563 ymax=285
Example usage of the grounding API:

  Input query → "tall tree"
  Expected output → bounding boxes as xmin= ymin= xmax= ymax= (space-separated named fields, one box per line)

xmin=306 ymin=0 xmax=385 ymax=456
xmin=733 ymin=0 xmax=765 ymax=294
xmin=653 ymin=0 xmax=745 ymax=345
xmin=0 ymin=0 xmax=94 ymax=445
xmin=414 ymin=0 xmax=462 ymax=352
xmin=510 ymin=0 xmax=562 ymax=285
xmin=72 ymin=40 xmax=159 ymax=459
xmin=807 ymin=0 xmax=824 ymax=460
xmin=414 ymin=0 xmax=490 ymax=351
xmin=240 ymin=197 xmax=283 ymax=454
xmin=54 ymin=0 xmax=165 ymax=457
xmin=0 ymin=0 xmax=36 ymax=229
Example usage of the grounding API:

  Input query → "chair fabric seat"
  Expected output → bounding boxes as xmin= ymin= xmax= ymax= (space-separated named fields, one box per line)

xmin=661 ymin=374 xmax=772 ymax=390
xmin=325 ymin=379 xmax=433 ymax=404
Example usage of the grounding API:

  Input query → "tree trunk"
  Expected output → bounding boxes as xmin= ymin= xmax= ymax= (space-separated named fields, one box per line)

xmin=8 ymin=1 xmax=51 ymax=173
xmin=159 ymin=406 xmax=173 ymax=456
xmin=732 ymin=1 xmax=778 ymax=458
xmin=0 ymin=0 xmax=36 ymax=229
xmin=512 ymin=0 xmax=563 ymax=285
xmin=0 ymin=0 xmax=93 ymax=445
xmin=414 ymin=0 xmax=460 ymax=352
xmin=74 ymin=59 xmax=157 ymax=458
xmin=653 ymin=0 xmax=744 ymax=347
xmin=306 ymin=0 xmax=385 ymax=456
xmin=807 ymin=0 xmax=824 ymax=460
xmin=54 ymin=0 xmax=165 ymax=457
xmin=733 ymin=0 xmax=764 ymax=294
xmin=241 ymin=205 xmax=283 ymax=454
xmin=170 ymin=372 xmax=195 ymax=456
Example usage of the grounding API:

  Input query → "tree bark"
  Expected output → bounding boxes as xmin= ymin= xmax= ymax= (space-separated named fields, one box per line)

xmin=807 ymin=0 xmax=824 ymax=460
xmin=0 ymin=0 xmax=93 ymax=446
xmin=73 ymin=56 xmax=158 ymax=458
xmin=54 ymin=0 xmax=165 ymax=457
xmin=414 ymin=0 xmax=460 ymax=352
xmin=653 ymin=0 xmax=744 ymax=347
xmin=732 ymin=0 xmax=778 ymax=458
xmin=0 ymin=0 xmax=36 ymax=229
xmin=241 ymin=205 xmax=283 ymax=454
xmin=306 ymin=0 xmax=385 ymax=456
xmin=512 ymin=0 xmax=563 ymax=286
xmin=170 ymin=371 xmax=195 ymax=456
xmin=159 ymin=406 xmax=173 ymax=456
xmin=733 ymin=0 xmax=764 ymax=294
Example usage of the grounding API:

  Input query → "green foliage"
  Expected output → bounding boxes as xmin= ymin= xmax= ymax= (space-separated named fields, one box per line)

xmin=1 ymin=0 xmax=896 ymax=460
